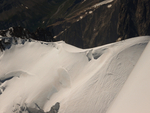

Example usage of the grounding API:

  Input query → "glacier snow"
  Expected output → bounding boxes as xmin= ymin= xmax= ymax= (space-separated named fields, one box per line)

xmin=0 ymin=36 xmax=150 ymax=113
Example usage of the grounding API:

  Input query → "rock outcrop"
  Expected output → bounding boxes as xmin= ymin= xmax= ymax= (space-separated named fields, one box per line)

xmin=12 ymin=102 xmax=60 ymax=113
xmin=0 ymin=26 xmax=54 ymax=40
xmin=0 ymin=0 xmax=150 ymax=48
xmin=52 ymin=0 xmax=119 ymax=48
xmin=117 ymin=0 xmax=150 ymax=40
xmin=49 ymin=102 xmax=60 ymax=113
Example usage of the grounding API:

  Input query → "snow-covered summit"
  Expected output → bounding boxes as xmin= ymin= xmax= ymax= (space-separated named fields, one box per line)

xmin=0 ymin=36 xmax=150 ymax=113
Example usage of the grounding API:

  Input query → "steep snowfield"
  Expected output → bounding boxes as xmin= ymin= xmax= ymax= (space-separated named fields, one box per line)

xmin=107 ymin=40 xmax=150 ymax=113
xmin=0 ymin=36 xmax=150 ymax=113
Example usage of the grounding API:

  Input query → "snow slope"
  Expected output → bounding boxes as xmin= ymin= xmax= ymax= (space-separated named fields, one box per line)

xmin=0 ymin=36 xmax=150 ymax=113
xmin=106 ymin=40 xmax=150 ymax=113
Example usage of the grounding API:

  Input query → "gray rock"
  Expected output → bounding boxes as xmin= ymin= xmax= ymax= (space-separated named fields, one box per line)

xmin=48 ymin=102 xmax=60 ymax=113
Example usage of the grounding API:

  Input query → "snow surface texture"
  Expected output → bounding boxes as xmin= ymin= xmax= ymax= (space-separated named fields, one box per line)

xmin=0 ymin=36 xmax=150 ymax=113
xmin=106 ymin=39 xmax=150 ymax=113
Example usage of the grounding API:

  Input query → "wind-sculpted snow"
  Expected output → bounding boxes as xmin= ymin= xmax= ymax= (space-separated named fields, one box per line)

xmin=106 ymin=40 xmax=150 ymax=113
xmin=0 ymin=36 xmax=149 ymax=113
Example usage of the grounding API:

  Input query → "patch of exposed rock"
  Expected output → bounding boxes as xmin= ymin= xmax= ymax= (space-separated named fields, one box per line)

xmin=12 ymin=102 xmax=60 ymax=113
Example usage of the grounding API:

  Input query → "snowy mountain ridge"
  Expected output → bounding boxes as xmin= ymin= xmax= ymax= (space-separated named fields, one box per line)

xmin=0 ymin=36 xmax=150 ymax=113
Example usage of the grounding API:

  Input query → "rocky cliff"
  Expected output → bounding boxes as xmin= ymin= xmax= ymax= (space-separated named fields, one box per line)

xmin=52 ymin=0 xmax=119 ymax=48
xmin=118 ymin=0 xmax=150 ymax=40
xmin=52 ymin=0 xmax=150 ymax=48
xmin=0 ymin=0 xmax=150 ymax=48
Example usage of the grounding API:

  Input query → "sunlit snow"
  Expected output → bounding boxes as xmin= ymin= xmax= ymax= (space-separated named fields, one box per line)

xmin=0 ymin=36 xmax=150 ymax=113
xmin=93 ymin=0 xmax=113 ymax=8
xmin=107 ymin=4 xmax=112 ymax=8
xmin=89 ymin=11 xmax=93 ymax=14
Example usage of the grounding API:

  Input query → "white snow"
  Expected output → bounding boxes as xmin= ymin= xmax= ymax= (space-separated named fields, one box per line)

xmin=107 ymin=4 xmax=112 ymax=8
xmin=6 ymin=31 xmax=12 ymax=37
xmin=80 ymin=16 xmax=83 ymax=19
xmin=9 ymin=27 xmax=14 ymax=32
xmin=89 ymin=11 xmax=93 ymax=14
xmin=116 ymin=37 xmax=122 ymax=41
xmin=93 ymin=0 xmax=113 ymax=8
xmin=53 ymin=36 xmax=57 ymax=39
xmin=106 ymin=39 xmax=150 ymax=113
xmin=0 ymin=36 xmax=150 ymax=113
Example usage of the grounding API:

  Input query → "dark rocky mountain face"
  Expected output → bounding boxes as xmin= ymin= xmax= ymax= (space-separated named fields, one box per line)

xmin=0 ymin=0 xmax=45 ymax=31
xmin=52 ymin=0 xmax=120 ymax=48
xmin=51 ymin=0 xmax=150 ymax=48
xmin=0 ymin=0 xmax=150 ymax=48
xmin=118 ymin=0 xmax=150 ymax=40
xmin=0 ymin=0 xmax=100 ymax=31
